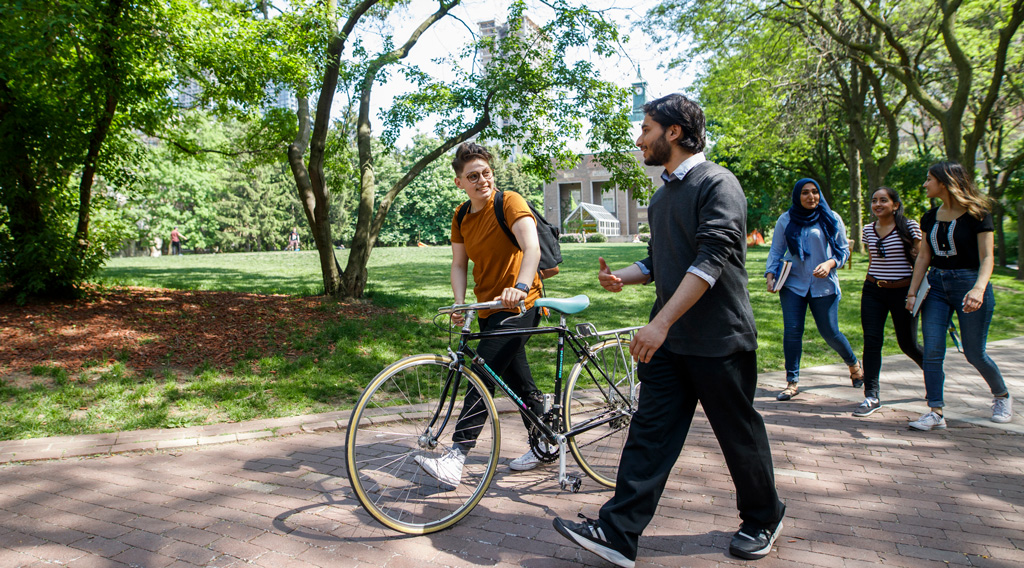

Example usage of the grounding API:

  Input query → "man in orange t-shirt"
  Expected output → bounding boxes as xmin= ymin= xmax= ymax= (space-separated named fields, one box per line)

xmin=413 ymin=142 xmax=547 ymax=488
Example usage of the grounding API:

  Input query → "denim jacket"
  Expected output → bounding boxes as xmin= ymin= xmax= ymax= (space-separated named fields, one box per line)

xmin=765 ymin=211 xmax=850 ymax=299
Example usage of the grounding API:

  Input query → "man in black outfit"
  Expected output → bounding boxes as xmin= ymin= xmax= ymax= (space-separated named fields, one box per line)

xmin=552 ymin=94 xmax=786 ymax=567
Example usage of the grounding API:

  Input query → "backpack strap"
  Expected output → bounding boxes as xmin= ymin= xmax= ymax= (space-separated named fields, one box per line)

xmin=456 ymin=200 xmax=472 ymax=229
xmin=492 ymin=192 xmax=521 ymax=250
xmin=458 ymin=192 xmax=529 ymax=255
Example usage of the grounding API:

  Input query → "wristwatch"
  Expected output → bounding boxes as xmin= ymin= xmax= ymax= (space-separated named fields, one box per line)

xmin=514 ymin=282 xmax=530 ymax=293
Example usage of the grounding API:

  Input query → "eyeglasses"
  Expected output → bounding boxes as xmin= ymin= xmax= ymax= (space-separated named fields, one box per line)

xmin=875 ymin=240 xmax=886 ymax=258
xmin=463 ymin=169 xmax=494 ymax=184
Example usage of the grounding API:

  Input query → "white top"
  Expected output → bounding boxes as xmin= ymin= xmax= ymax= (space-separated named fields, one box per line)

xmin=863 ymin=220 xmax=921 ymax=280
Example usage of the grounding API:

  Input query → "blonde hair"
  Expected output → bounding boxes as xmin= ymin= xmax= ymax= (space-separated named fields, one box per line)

xmin=928 ymin=161 xmax=989 ymax=219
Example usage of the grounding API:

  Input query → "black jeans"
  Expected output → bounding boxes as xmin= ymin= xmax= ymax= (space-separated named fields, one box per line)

xmin=859 ymin=281 xmax=923 ymax=400
xmin=596 ymin=348 xmax=785 ymax=559
xmin=452 ymin=307 xmax=543 ymax=450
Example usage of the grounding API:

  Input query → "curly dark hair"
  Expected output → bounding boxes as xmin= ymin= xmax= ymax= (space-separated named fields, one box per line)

xmin=451 ymin=142 xmax=494 ymax=175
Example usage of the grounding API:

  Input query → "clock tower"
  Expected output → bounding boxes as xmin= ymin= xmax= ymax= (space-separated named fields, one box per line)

xmin=629 ymin=71 xmax=648 ymax=122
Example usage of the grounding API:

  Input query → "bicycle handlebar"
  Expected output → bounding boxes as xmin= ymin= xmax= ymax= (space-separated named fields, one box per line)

xmin=438 ymin=300 xmax=524 ymax=315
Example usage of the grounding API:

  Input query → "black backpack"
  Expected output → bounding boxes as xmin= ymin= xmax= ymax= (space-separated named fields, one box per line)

xmin=456 ymin=191 xmax=562 ymax=279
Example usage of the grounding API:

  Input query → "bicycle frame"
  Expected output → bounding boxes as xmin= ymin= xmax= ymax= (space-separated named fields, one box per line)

xmin=426 ymin=305 xmax=638 ymax=489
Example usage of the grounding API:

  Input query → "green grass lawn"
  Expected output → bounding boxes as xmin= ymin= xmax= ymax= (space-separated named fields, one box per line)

xmin=3 ymin=244 xmax=1023 ymax=440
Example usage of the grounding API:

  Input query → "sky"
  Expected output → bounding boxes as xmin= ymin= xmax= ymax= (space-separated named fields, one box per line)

xmin=357 ymin=0 xmax=698 ymax=148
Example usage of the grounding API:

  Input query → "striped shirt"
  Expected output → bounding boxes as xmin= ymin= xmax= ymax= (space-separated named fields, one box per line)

xmin=863 ymin=220 xmax=921 ymax=280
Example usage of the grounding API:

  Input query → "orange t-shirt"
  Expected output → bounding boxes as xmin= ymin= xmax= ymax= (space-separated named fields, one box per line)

xmin=451 ymin=191 xmax=543 ymax=318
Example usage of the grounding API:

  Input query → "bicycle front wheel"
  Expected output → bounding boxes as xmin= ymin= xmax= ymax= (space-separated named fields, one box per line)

xmin=346 ymin=354 xmax=500 ymax=534
xmin=563 ymin=338 xmax=638 ymax=488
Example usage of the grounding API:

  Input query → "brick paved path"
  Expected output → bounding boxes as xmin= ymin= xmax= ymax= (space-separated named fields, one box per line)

xmin=2 ymin=339 xmax=1022 ymax=567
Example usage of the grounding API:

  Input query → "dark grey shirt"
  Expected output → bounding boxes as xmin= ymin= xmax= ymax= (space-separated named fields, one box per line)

xmin=640 ymin=161 xmax=758 ymax=357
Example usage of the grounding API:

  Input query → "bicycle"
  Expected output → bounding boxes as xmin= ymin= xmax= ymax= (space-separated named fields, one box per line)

xmin=345 ymin=294 xmax=640 ymax=534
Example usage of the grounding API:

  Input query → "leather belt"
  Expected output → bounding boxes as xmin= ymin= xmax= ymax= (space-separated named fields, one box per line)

xmin=866 ymin=274 xmax=911 ymax=288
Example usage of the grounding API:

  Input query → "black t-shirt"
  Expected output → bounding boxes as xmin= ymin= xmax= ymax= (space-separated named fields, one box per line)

xmin=920 ymin=208 xmax=994 ymax=270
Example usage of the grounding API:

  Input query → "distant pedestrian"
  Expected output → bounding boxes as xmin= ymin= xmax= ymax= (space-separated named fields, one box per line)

xmin=856 ymin=187 xmax=924 ymax=418
xmin=169 ymin=227 xmax=184 ymax=256
xmin=286 ymin=227 xmax=301 ymax=251
xmin=765 ymin=178 xmax=862 ymax=401
xmin=905 ymin=161 xmax=1012 ymax=430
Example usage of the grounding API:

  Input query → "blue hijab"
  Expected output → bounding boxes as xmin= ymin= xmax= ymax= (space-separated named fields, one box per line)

xmin=784 ymin=178 xmax=843 ymax=260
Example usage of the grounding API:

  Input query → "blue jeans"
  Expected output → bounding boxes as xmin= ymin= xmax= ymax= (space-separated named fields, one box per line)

xmin=920 ymin=268 xmax=1007 ymax=408
xmin=779 ymin=287 xmax=858 ymax=382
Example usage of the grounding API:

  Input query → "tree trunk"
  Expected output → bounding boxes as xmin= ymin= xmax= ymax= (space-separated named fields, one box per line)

xmin=1018 ymin=199 xmax=1024 ymax=280
xmin=287 ymin=94 xmax=343 ymax=295
xmin=847 ymin=136 xmax=864 ymax=254
xmin=993 ymin=201 xmax=1006 ymax=267
xmin=75 ymin=0 xmax=124 ymax=260
xmin=284 ymin=0 xmax=378 ymax=297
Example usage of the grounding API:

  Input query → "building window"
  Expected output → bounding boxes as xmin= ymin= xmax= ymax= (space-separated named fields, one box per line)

xmin=602 ymin=191 xmax=616 ymax=216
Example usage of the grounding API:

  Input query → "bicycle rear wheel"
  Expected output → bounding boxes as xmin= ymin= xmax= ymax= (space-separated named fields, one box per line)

xmin=563 ymin=338 xmax=638 ymax=488
xmin=346 ymin=354 xmax=500 ymax=534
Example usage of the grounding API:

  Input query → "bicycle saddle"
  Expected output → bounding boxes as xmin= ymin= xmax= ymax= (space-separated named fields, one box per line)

xmin=535 ymin=294 xmax=590 ymax=314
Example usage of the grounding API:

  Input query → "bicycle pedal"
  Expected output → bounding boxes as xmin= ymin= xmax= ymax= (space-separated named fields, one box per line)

xmin=560 ymin=474 xmax=583 ymax=493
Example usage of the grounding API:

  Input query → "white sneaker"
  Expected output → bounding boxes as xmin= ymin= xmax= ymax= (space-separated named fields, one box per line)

xmin=992 ymin=395 xmax=1013 ymax=423
xmin=507 ymin=442 xmax=557 ymax=472
xmin=909 ymin=411 xmax=947 ymax=431
xmin=509 ymin=448 xmax=541 ymax=471
xmin=414 ymin=447 xmax=465 ymax=489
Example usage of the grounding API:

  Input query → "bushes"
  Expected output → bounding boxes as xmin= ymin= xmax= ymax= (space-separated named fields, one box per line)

xmin=559 ymin=232 xmax=608 ymax=243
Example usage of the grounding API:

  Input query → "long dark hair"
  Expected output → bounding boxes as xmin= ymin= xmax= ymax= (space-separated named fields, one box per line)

xmin=874 ymin=186 xmax=916 ymax=265
xmin=927 ymin=161 xmax=989 ymax=219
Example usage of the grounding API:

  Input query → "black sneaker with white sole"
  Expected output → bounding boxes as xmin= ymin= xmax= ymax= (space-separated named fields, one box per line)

xmin=729 ymin=521 xmax=783 ymax=560
xmin=553 ymin=514 xmax=635 ymax=568
xmin=852 ymin=398 xmax=881 ymax=417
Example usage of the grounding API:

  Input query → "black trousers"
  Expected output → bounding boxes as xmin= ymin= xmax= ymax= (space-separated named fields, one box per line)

xmin=860 ymin=281 xmax=923 ymax=400
xmin=171 ymin=241 xmax=181 ymax=255
xmin=597 ymin=348 xmax=785 ymax=559
xmin=453 ymin=307 xmax=543 ymax=450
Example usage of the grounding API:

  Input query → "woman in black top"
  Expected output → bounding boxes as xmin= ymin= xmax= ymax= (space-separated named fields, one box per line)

xmin=904 ymin=162 xmax=1012 ymax=430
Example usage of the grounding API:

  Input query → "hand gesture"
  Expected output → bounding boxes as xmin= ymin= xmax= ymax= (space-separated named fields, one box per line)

xmin=598 ymin=257 xmax=624 ymax=292
xmin=812 ymin=261 xmax=832 ymax=278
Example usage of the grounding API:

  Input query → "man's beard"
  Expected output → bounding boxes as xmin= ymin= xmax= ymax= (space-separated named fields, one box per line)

xmin=643 ymin=132 xmax=672 ymax=166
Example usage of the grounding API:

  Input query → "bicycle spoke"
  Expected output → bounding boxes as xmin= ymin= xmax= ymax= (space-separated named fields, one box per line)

xmin=565 ymin=339 xmax=637 ymax=488
xmin=347 ymin=356 xmax=499 ymax=534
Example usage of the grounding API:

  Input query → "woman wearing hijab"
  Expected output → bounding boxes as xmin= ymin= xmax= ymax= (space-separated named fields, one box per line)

xmin=766 ymin=178 xmax=862 ymax=401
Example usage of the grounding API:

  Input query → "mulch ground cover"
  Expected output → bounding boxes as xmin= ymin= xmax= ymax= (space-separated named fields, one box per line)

xmin=0 ymin=286 xmax=386 ymax=377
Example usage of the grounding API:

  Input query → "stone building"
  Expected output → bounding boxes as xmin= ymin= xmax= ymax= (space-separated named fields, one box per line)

xmin=540 ymin=74 xmax=664 ymax=239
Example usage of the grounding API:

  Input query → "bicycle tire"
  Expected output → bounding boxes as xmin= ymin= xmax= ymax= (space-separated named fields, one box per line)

xmin=563 ymin=338 xmax=638 ymax=488
xmin=346 ymin=354 xmax=500 ymax=534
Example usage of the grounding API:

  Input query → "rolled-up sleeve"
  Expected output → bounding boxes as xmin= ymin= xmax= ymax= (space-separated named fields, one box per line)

xmin=765 ymin=214 xmax=788 ymax=277
xmin=831 ymin=215 xmax=850 ymax=268
xmin=636 ymin=241 xmax=654 ymax=281
xmin=690 ymin=174 xmax=747 ymax=283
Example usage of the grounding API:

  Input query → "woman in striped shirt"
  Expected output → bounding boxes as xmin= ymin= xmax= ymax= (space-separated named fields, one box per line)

xmin=855 ymin=187 xmax=924 ymax=417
